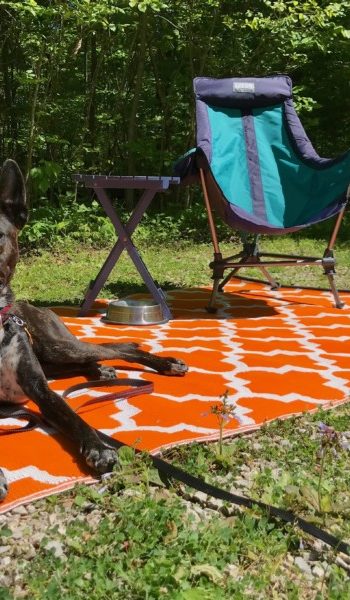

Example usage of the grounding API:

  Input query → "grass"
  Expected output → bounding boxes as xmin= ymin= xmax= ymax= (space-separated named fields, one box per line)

xmin=7 ymin=410 xmax=350 ymax=599
xmin=2 ymin=235 xmax=350 ymax=599
xmin=13 ymin=235 xmax=350 ymax=305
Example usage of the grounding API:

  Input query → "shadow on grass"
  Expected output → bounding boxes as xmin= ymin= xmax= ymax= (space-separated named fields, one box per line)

xmin=30 ymin=280 xmax=183 ymax=307
xmin=33 ymin=283 xmax=280 ymax=320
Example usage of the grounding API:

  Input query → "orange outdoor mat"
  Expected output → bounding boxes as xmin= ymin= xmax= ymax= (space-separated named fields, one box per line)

xmin=1 ymin=279 xmax=350 ymax=513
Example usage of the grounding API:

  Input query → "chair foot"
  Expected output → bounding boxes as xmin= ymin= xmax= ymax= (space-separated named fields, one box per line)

xmin=259 ymin=266 xmax=280 ymax=290
xmin=206 ymin=305 xmax=218 ymax=314
xmin=335 ymin=299 xmax=345 ymax=309
xmin=206 ymin=278 xmax=221 ymax=313
xmin=325 ymin=272 xmax=345 ymax=309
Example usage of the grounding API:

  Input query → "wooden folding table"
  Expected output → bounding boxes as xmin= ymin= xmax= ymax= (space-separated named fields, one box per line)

xmin=73 ymin=175 xmax=180 ymax=320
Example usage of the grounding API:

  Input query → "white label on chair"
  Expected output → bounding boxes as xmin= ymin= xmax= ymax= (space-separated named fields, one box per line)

xmin=233 ymin=82 xmax=255 ymax=93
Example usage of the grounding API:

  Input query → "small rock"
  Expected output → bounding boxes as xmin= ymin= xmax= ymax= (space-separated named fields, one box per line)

xmin=240 ymin=465 xmax=251 ymax=473
xmin=0 ymin=555 xmax=11 ymax=568
xmin=186 ymin=508 xmax=201 ymax=525
xmin=0 ymin=545 xmax=10 ymax=556
xmin=312 ymin=539 xmax=327 ymax=554
xmin=13 ymin=587 xmax=28 ymax=598
xmin=216 ymin=475 xmax=230 ymax=485
xmin=294 ymin=556 xmax=312 ymax=575
xmin=312 ymin=564 xmax=326 ymax=578
xmin=48 ymin=513 xmax=59 ymax=526
xmin=280 ymin=439 xmax=292 ymax=447
xmin=0 ymin=574 xmax=12 ymax=588
xmin=11 ymin=506 xmax=27 ymax=516
xmin=45 ymin=540 xmax=66 ymax=559
xmin=225 ymin=563 xmax=241 ymax=579
xmin=120 ymin=489 xmax=143 ymax=499
xmin=234 ymin=478 xmax=248 ymax=488
xmin=31 ymin=532 xmax=45 ymax=547
xmin=56 ymin=524 xmax=67 ymax=536
xmin=23 ymin=545 xmax=36 ymax=560
xmin=307 ymin=550 xmax=320 ymax=562
xmin=271 ymin=468 xmax=281 ymax=479
xmin=193 ymin=491 xmax=207 ymax=504
xmin=207 ymin=498 xmax=224 ymax=510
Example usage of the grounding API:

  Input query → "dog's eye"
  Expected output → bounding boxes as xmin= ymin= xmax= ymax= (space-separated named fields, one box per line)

xmin=0 ymin=232 xmax=4 ymax=240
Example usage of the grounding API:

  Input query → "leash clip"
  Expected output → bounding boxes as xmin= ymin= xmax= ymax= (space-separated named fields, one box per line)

xmin=8 ymin=314 xmax=33 ymax=345
xmin=10 ymin=314 xmax=25 ymax=327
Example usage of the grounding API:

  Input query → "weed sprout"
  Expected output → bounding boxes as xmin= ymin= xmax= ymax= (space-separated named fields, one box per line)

xmin=207 ymin=391 xmax=236 ymax=456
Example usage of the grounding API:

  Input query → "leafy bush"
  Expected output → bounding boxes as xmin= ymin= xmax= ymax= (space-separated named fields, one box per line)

xmin=20 ymin=195 xmax=116 ymax=249
xmin=20 ymin=198 xmax=239 ymax=250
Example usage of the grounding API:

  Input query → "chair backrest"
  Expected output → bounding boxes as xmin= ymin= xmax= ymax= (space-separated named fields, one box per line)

xmin=194 ymin=75 xmax=350 ymax=233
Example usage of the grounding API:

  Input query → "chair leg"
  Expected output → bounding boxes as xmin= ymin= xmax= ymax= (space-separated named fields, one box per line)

xmin=219 ymin=232 xmax=259 ymax=291
xmin=325 ymin=272 xmax=345 ymax=309
xmin=258 ymin=266 xmax=280 ymax=290
xmin=322 ymin=248 xmax=345 ymax=309
xmin=218 ymin=259 xmax=280 ymax=292
xmin=207 ymin=277 xmax=221 ymax=313
xmin=218 ymin=260 xmax=246 ymax=292
xmin=321 ymin=207 xmax=346 ymax=308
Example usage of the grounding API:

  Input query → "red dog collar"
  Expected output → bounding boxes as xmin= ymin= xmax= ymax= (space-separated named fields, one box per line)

xmin=0 ymin=304 xmax=13 ymax=325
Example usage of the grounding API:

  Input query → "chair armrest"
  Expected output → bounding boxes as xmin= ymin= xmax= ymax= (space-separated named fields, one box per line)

xmin=173 ymin=148 xmax=199 ymax=184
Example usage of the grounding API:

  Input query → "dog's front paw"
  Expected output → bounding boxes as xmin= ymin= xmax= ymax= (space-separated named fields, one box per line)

xmin=98 ymin=365 xmax=117 ymax=380
xmin=83 ymin=443 xmax=119 ymax=474
xmin=162 ymin=358 xmax=188 ymax=376
xmin=0 ymin=468 xmax=8 ymax=501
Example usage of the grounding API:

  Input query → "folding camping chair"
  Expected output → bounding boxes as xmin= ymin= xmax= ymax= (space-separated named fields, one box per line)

xmin=175 ymin=75 xmax=350 ymax=310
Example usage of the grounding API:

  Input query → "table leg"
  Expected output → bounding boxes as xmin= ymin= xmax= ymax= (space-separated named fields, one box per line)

xmin=79 ymin=187 xmax=172 ymax=320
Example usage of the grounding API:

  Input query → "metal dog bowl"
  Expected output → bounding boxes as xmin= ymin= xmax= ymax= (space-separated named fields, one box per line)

xmin=102 ymin=298 xmax=168 ymax=325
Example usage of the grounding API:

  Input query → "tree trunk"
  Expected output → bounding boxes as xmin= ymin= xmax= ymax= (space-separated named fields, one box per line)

xmin=25 ymin=50 xmax=45 ymax=197
xmin=126 ymin=11 xmax=148 ymax=207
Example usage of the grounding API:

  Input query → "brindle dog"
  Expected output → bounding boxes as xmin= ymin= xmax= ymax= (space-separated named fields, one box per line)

xmin=0 ymin=159 xmax=187 ymax=500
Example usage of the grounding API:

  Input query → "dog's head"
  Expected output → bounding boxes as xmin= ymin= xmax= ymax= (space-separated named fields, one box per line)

xmin=0 ymin=159 xmax=28 ymax=288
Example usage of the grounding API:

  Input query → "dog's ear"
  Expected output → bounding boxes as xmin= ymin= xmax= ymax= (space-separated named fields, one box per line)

xmin=0 ymin=159 xmax=28 ymax=229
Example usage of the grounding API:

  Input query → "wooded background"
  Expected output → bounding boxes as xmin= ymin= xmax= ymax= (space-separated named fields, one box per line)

xmin=0 ymin=0 xmax=350 ymax=209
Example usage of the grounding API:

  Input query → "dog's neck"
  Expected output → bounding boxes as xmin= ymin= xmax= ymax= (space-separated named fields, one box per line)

xmin=0 ymin=284 xmax=14 ymax=309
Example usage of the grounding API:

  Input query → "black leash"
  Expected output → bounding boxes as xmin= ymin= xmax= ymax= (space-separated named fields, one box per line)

xmin=95 ymin=429 xmax=350 ymax=556
xmin=0 ymin=404 xmax=41 ymax=435
xmin=1 ymin=382 xmax=349 ymax=556
xmin=61 ymin=378 xmax=154 ymax=409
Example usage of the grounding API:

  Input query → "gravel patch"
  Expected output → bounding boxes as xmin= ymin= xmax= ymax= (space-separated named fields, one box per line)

xmin=1 ymin=418 xmax=350 ymax=596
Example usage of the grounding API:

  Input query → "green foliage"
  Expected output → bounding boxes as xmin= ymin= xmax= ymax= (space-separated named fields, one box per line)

xmin=13 ymin=403 xmax=350 ymax=599
xmin=0 ymin=0 xmax=350 ymax=213
xmin=30 ymin=161 xmax=62 ymax=196
xmin=20 ymin=196 xmax=116 ymax=248
xmin=19 ymin=197 xmax=236 ymax=249
xmin=20 ymin=479 xmax=299 ymax=598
